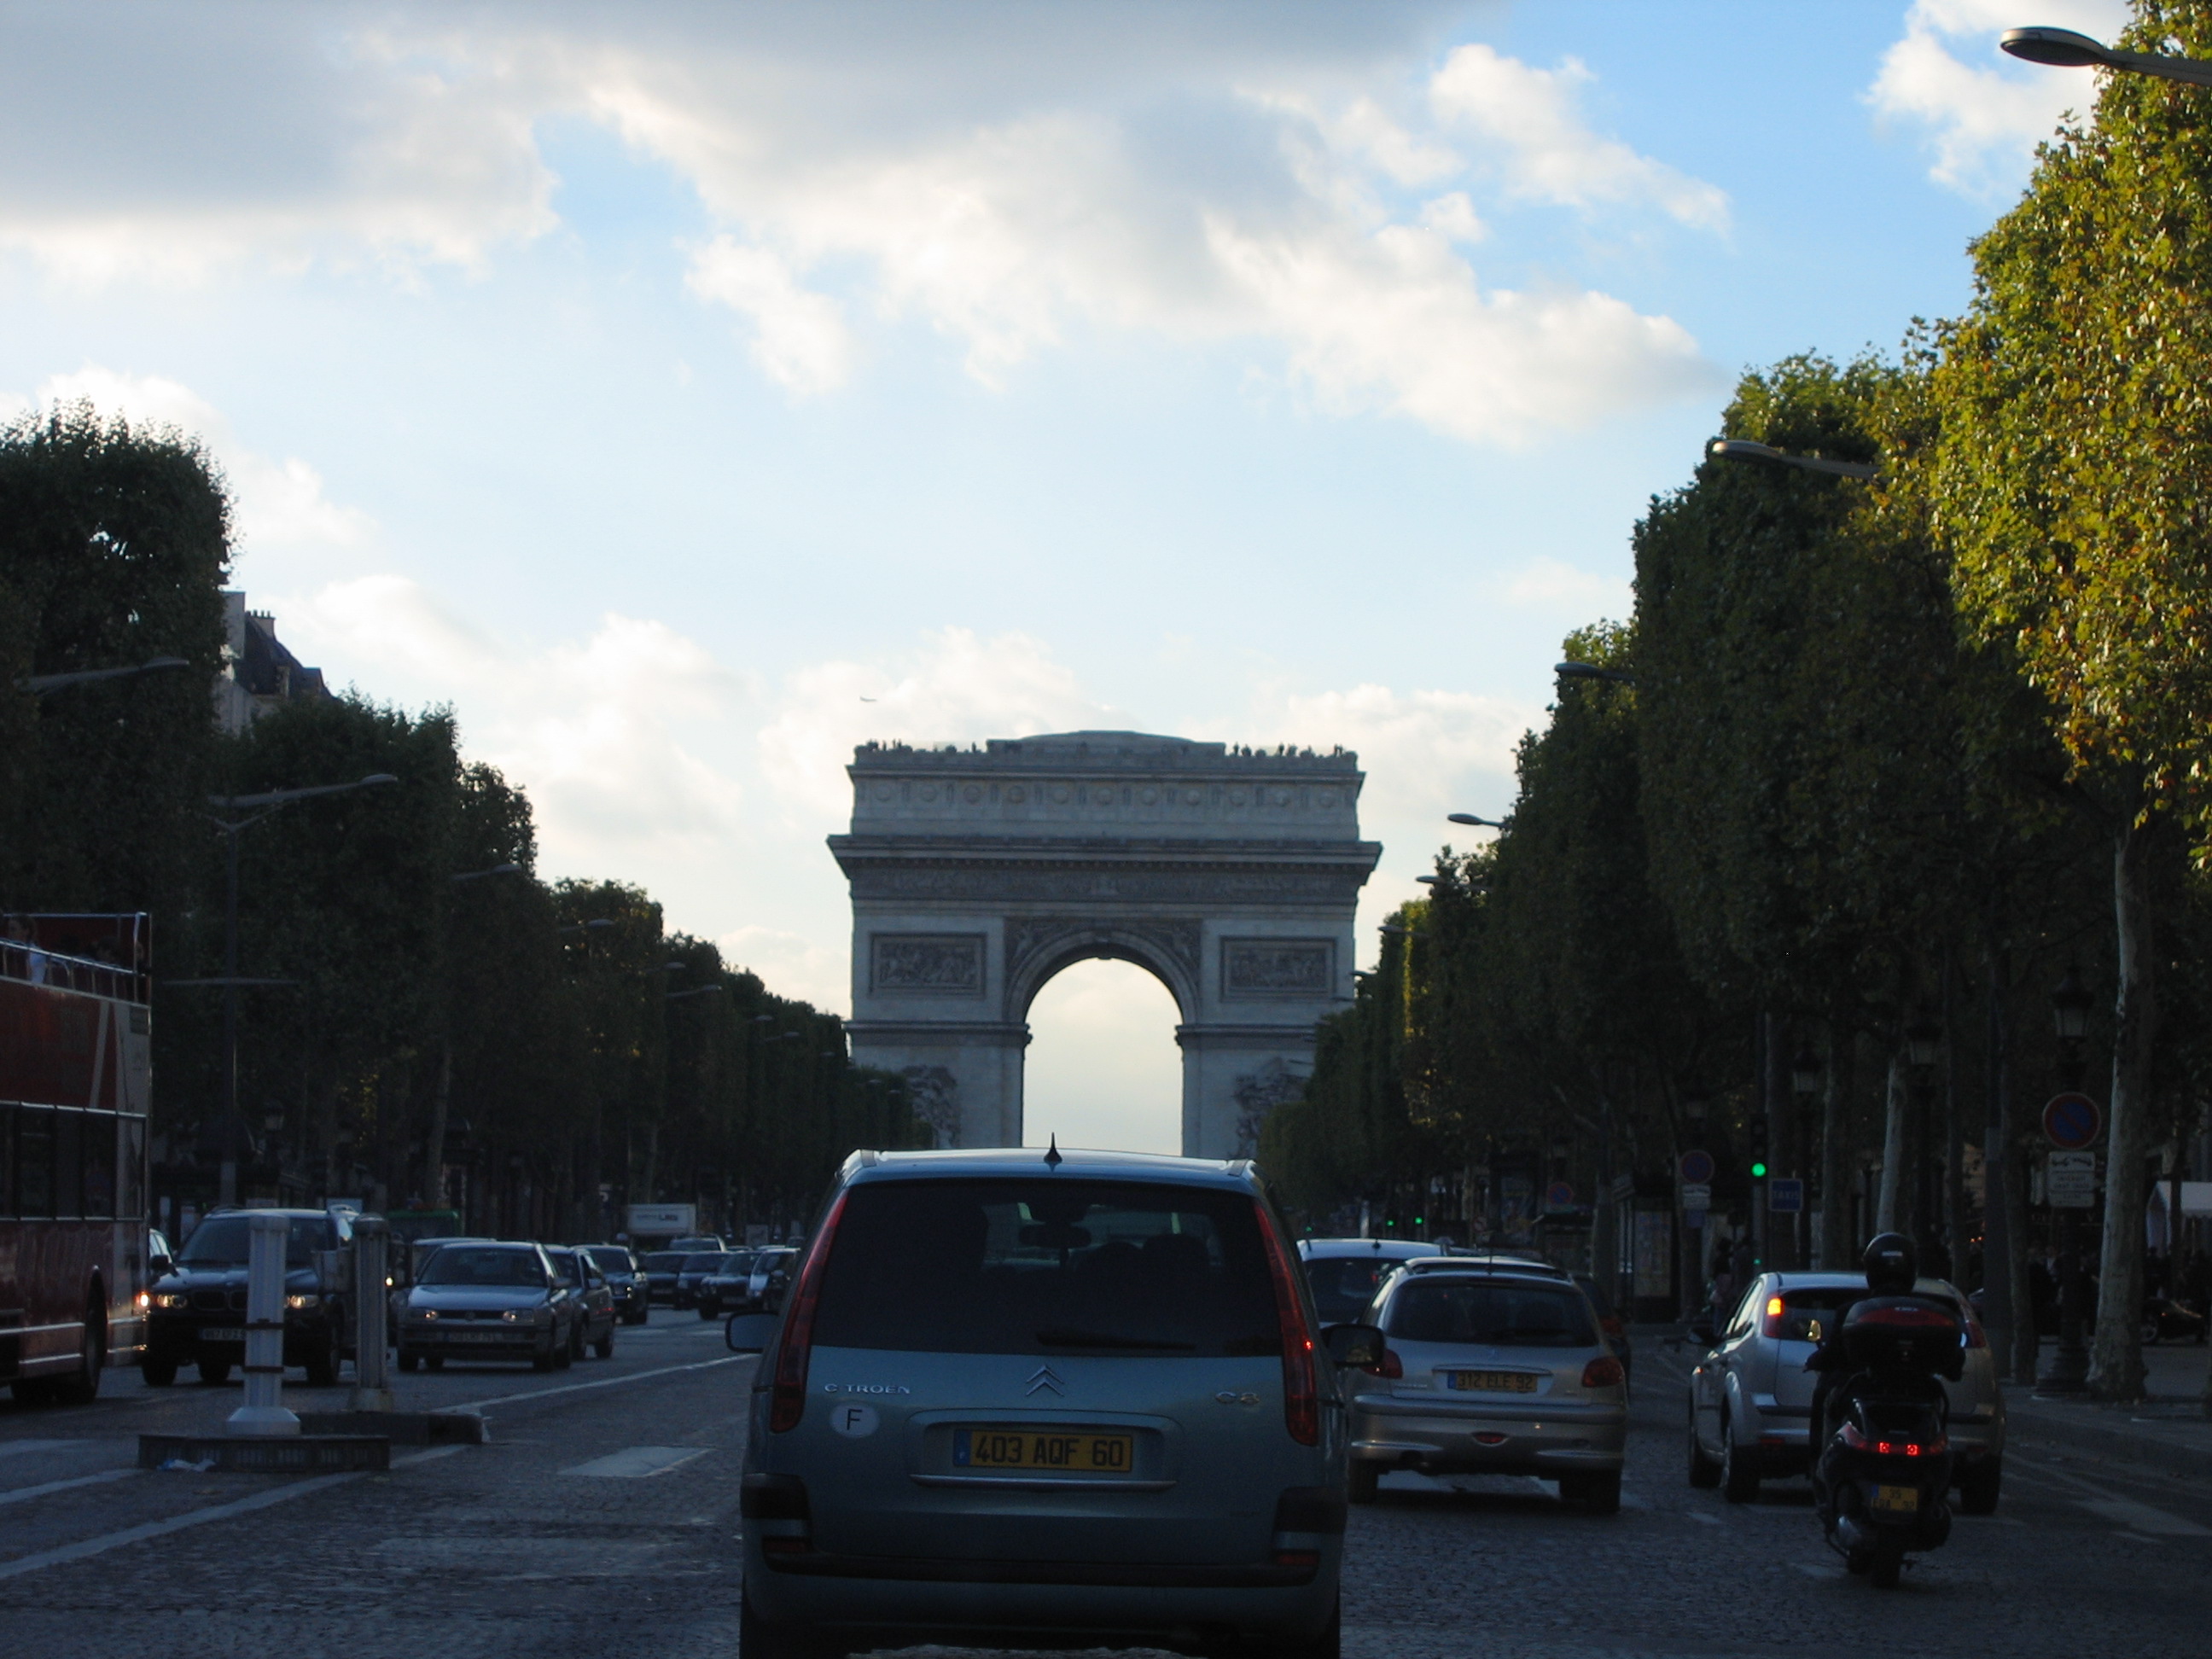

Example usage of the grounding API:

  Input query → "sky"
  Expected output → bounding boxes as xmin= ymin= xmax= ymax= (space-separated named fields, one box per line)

xmin=0 ymin=0 xmax=2130 ymax=1153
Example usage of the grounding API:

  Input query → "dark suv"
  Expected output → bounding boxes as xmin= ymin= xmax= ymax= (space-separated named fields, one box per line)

xmin=143 ymin=1208 xmax=353 ymax=1388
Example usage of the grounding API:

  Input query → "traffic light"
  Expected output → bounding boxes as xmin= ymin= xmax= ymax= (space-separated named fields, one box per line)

xmin=1748 ymin=1115 xmax=1769 ymax=1180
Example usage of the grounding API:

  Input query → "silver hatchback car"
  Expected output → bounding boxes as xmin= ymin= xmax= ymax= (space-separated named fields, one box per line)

xmin=1344 ymin=1265 xmax=1628 ymax=1512
xmin=739 ymin=1147 xmax=1359 ymax=1659
xmin=1686 ymin=1271 xmax=2005 ymax=1512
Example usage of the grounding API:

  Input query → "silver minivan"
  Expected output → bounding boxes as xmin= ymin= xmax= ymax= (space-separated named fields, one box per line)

xmin=738 ymin=1147 xmax=1365 ymax=1659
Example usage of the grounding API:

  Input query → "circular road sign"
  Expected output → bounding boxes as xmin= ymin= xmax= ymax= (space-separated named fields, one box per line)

xmin=2043 ymin=1092 xmax=2103 ymax=1150
xmin=1679 ymin=1150 xmax=1715 ymax=1185
xmin=1545 ymin=1180 xmax=1576 ymax=1210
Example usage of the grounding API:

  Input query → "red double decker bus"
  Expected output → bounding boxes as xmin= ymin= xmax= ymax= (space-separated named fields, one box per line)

xmin=0 ymin=913 xmax=151 ymax=1404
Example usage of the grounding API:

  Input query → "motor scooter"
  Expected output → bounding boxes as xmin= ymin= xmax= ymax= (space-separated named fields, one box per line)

xmin=2140 ymin=1294 xmax=2208 ymax=1346
xmin=1812 ymin=1298 xmax=1963 ymax=1589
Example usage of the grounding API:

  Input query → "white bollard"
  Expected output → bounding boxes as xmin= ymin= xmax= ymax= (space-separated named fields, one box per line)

xmin=226 ymin=1210 xmax=300 ymax=1436
xmin=348 ymin=1216 xmax=396 ymax=1413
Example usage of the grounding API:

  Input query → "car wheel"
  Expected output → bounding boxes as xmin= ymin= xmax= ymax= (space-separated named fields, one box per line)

xmin=198 ymin=1358 xmax=232 ymax=1386
xmin=532 ymin=1351 xmax=556 ymax=1372
xmin=742 ymin=1589 xmax=829 ymax=1659
xmin=554 ymin=1335 xmax=573 ymax=1370
xmin=699 ymin=1303 xmax=716 ymax=1320
xmin=397 ymin=1353 xmax=421 ymax=1373
xmin=1346 ymin=1460 xmax=1380 ymax=1505
xmin=2140 ymin=1318 xmax=2161 ymax=1347
xmin=1868 ymin=1536 xmax=1905 ymax=1589
xmin=1254 ymin=1597 xmax=1340 ymax=1659
xmin=1686 ymin=1403 xmax=1721 ymax=1489
xmin=1720 ymin=1413 xmax=1760 ymax=1503
xmin=569 ymin=1322 xmax=586 ymax=1361
xmin=1956 ymin=1461 xmax=2001 ymax=1516
xmin=304 ymin=1320 xmax=341 ymax=1388
xmin=142 ymin=1355 xmax=178 ymax=1388
xmin=1561 ymin=1470 xmax=1621 ymax=1515
xmin=425 ymin=1355 xmax=444 ymax=1371
xmin=595 ymin=1330 xmax=614 ymax=1359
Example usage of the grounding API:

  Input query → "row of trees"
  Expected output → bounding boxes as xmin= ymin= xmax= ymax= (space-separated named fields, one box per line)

xmin=1267 ymin=0 xmax=2212 ymax=1403
xmin=2 ymin=402 xmax=928 ymax=1243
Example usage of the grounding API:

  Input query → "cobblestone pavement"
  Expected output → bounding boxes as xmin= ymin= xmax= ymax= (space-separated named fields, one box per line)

xmin=1 ymin=1313 xmax=2207 ymax=1657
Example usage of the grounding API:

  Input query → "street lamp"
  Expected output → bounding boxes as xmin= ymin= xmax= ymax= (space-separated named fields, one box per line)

xmin=189 ymin=771 xmax=399 ymax=1207
xmin=1446 ymin=812 xmax=1507 ymax=830
xmin=450 ymin=861 xmax=521 ymax=884
xmin=1555 ymin=661 xmax=1638 ymax=687
xmin=666 ymin=983 xmax=723 ymax=1003
xmin=2002 ymin=25 xmax=2212 ymax=86
xmin=1904 ymin=1019 xmax=1943 ymax=1071
xmin=1790 ymin=1044 xmax=1822 ymax=1099
xmin=20 ymin=655 xmax=191 ymax=695
xmin=1707 ymin=438 xmax=1880 ymax=481
xmin=556 ymin=918 xmax=614 ymax=937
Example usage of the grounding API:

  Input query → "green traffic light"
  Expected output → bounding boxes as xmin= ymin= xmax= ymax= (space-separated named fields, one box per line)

xmin=1750 ymin=1161 xmax=1767 ymax=1179
xmin=1413 ymin=1215 xmax=1424 ymax=1226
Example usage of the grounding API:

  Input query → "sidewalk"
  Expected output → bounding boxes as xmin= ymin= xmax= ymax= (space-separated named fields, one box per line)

xmin=2004 ymin=1337 xmax=2212 ymax=1479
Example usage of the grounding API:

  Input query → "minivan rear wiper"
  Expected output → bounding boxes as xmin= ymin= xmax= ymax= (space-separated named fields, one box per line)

xmin=1033 ymin=1328 xmax=1197 ymax=1352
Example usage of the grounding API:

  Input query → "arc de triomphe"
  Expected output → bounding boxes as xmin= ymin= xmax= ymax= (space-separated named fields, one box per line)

xmin=830 ymin=731 xmax=1381 ymax=1158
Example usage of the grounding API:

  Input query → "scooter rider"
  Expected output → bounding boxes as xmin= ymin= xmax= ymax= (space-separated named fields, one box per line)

xmin=1807 ymin=1232 xmax=1919 ymax=1463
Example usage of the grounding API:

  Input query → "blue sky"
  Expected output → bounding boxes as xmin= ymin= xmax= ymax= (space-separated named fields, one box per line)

xmin=0 ymin=0 xmax=2128 ymax=1151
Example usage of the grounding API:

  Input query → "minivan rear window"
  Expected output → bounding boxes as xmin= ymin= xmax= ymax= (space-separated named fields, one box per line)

xmin=1388 ymin=1280 xmax=1598 ymax=1348
xmin=811 ymin=1179 xmax=1280 ymax=1358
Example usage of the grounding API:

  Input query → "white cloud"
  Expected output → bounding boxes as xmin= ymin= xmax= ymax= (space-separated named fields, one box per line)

xmin=1208 ymin=217 xmax=1713 ymax=445
xmin=715 ymin=923 xmax=849 ymax=1012
xmin=19 ymin=365 xmax=371 ymax=556
xmin=1867 ymin=0 xmax=2128 ymax=193
xmin=684 ymin=237 xmax=856 ymax=396
xmin=0 ymin=9 xmax=1719 ymax=447
xmin=1241 ymin=680 xmax=1533 ymax=824
xmin=756 ymin=626 xmax=1117 ymax=820
xmin=1429 ymin=44 xmax=1731 ymax=230
xmin=279 ymin=575 xmax=753 ymax=868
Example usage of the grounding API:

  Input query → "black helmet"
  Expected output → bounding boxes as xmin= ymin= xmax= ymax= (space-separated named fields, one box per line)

xmin=1862 ymin=1232 xmax=1917 ymax=1295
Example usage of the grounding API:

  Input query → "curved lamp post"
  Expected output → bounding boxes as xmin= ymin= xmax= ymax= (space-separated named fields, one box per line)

xmin=2002 ymin=24 xmax=2212 ymax=87
xmin=1707 ymin=438 xmax=1879 ymax=481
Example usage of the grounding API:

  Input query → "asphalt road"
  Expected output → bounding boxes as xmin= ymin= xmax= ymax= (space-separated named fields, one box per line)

xmin=1 ymin=1313 xmax=2207 ymax=1657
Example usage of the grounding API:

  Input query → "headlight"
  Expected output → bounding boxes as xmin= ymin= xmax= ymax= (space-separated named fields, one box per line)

xmin=410 ymin=1308 xmax=439 ymax=1321
xmin=285 ymin=1294 xmax=320 ymax=1310
xmin=152 ymin=1293 xmax=188 ymax=1310
xmin=135 ymin=1290 xmax=150 ymax=1312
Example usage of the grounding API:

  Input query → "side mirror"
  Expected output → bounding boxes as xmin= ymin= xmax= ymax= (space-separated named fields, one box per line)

xmin=1321 ymin=1323 xmax=1387 ymax=1368
xmin=725 ymin=1313 xmax=779 ymax=1353
xmin=1689 ymin=1316 xmax=1715 ymax=1345
xmin=149 ymin=1254 xmax=174 ymax=1278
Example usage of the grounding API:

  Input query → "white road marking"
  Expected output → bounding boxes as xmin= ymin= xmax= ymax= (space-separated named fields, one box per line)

xmin=562 ymin=1446 xmax=708 ymax=1479
xmin=1679 ymin=1510 xmax=1723 ymax=1526
xmin=0 ymin=1439 xmax=85 ymax=1460
xmin=0 ymin=1467 xmax=138 ymax=1507
xmin=0 ymin=1470 xmax=361 ymax=1581
xmin=457 ymin=1353 xmax=749 ymax=1415
xmin=2079 ymin=1499 xmax=2209 ymax=1537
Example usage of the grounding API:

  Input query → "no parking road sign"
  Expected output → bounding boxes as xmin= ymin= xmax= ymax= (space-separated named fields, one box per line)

xmin=2043 ymin=1092 xmax=2103 ymax=1150
xmin=1679 ymin=1150 xmax=1715 ymax=1185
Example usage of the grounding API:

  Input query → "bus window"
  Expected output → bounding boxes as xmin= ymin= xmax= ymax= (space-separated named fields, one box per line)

xmin=81 ymin=1113 xmax=115 ymax=1219
xmin=18 ymin=1109 xmax=53 ymax=1218
xmin=54 ymin=1110 xmax=82 ymax=1220
xmin=0 ymin=1104 xmax=13 ymax=1218
xmin=118 ymin=1116 xmax=143 ymax=1225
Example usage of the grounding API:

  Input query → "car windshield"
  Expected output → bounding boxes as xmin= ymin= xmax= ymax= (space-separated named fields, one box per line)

xmin=549 ymin=1253 xmax=588 ymax=1286
xmin=584 ymin=1248 xmax=633 ymax=1273
xmin=1305 ymin=1256 xmax=1401 ymax=1324
xmin=643 ymin=1253 xmax=685 ymax=1272
xmin=681 ymin=1253 xmax=723 ymax=1272
xmin=1388 ymin=1279 xmax=1598 ymax=1348
xmin=421 ymin=1247 xmax=547 ymax=1288
xmin=178 ymin=1214 xmax=334 ymax=1268
xmin=716 ymin=1252 xmax=758 ymax=1276
xmin=812 ymin=1178 xmax=1281 ymax=1358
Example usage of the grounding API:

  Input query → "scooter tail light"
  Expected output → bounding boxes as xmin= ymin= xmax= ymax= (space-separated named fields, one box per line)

xmin=1838 ymin=1420 xmax=1868 ymax=1449
xmin=768 ymin=1190 xmax=849 ymax=1433
xmin=1254 ymin=1201 xmax=1320 ymax=1446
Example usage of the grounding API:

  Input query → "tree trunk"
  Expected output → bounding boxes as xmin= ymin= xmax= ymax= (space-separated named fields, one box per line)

xmin=1817 ymin=1004 xmax=1854 ymax=1268
xmin=1877 ymin=1049 xmax=1907 ymax=1235
xmin=1943 ymin=953 xmax=1965 ymax=1275
xmin=2090 ymin=819 xmax=2157 ymax=1401
xmin=424 ymin=1045 xmax=452 ymax=1212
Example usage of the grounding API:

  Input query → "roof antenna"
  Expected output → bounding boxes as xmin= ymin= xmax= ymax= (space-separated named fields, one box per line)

xmin=1043 ymin=1135 xmax=1063 ymax=1169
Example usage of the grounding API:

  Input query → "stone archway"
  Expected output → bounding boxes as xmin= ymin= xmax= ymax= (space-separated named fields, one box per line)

xmin=830 ymin=731 xmax=1381 ymax=1158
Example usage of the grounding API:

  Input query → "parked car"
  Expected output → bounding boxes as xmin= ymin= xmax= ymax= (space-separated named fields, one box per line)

xmin=143 ymin=1208 xmax=355 ymax=1388
xmin=1572 ymin=1272 xmax=1633 ymax=1385
xmin=739 ymin=1146 xmax=1358 ymax=1659
xmin=584 ymin=1244 xmax=651 ymax=1324
xmin=546 ymin=1246 xmax=618 ymax=1359
xmin=1297 ymin=1237 xmax=1441 ymax=1324
xmin=1344 ymin=1262 xmax=1627 ymax=1512
xmin=641 ymin=1250 xmax=689 ymax=1305
xmin=696 ymin=1250 xmax=760 ymax=1318
xmin=396 ymin=1241 xmax=577 ymax=1372
xmin=1685 ymin=1271 xmax=2005 ymax=1512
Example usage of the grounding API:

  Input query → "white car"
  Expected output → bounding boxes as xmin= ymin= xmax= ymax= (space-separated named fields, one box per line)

xmin=1297 ymin=1237 xmax=1441 ymax=1325
xmin=1686 ymin=1272 xmax=2005 ymax=1512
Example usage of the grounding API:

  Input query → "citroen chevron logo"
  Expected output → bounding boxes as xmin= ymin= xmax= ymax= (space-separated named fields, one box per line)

xmin=1026 ymin=1365 xmax=1064 ymax=1397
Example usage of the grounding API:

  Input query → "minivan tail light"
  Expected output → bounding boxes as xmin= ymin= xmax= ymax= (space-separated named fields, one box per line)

xmin=1254 ymin=1201 xmax=1320 ymax=1446
xmin=769 ymin=1190 xmax=849 ymax=1433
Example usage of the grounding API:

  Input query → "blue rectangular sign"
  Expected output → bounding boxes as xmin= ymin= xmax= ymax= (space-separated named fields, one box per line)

xmin=1767 ymin=1179 xmax=1804 ymax=1214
